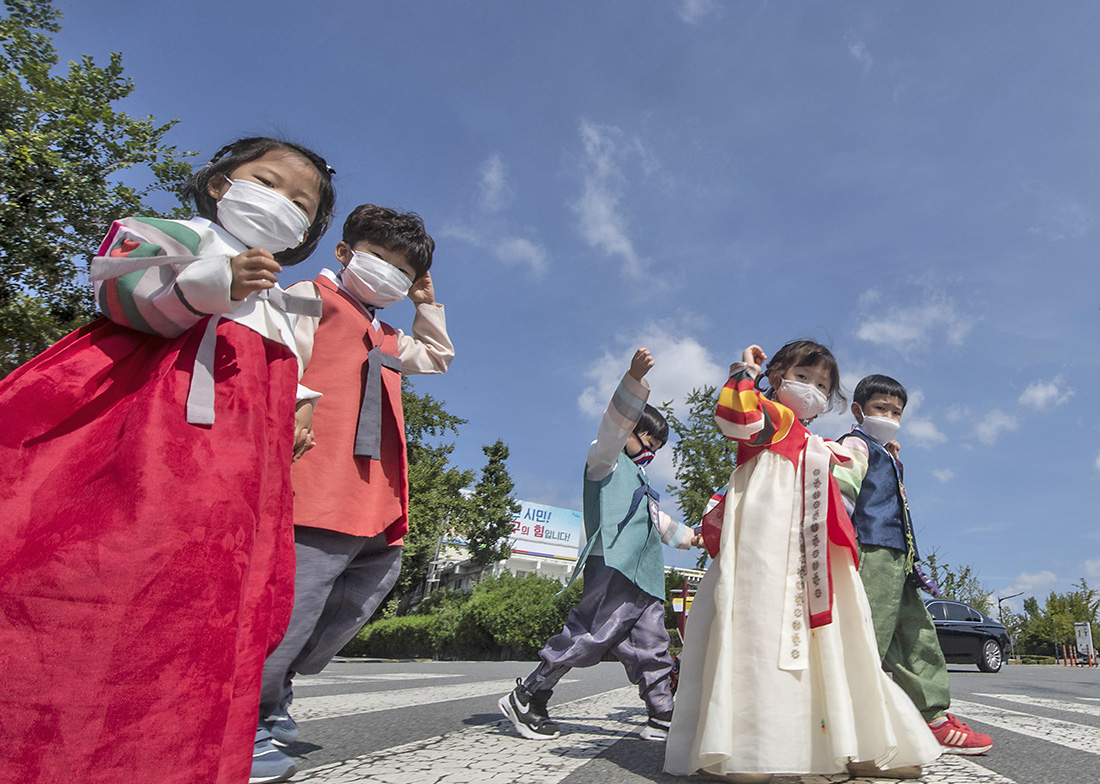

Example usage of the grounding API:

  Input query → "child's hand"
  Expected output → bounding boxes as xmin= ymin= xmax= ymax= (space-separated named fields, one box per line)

xmin=409 ymin=271 xmax=436 ymax=306
xmin=292 ymin=400 xmax=315 ymax=462
xmin=230 ymin=248 xmax=282 ymax=300
xmin=690 ymin=533 xmax=706 ymax=549
xmin=884 ymin=440 xmax=901 ymax=460
xmin=628 ymin=347 xmax=654 ymax=381
xmin=740 ymin=344 xmax=767 ymax=376
xmin=293 ymin=428 xmax=315 ymax=462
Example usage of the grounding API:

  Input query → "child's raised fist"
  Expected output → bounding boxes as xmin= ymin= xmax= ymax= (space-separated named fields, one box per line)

xmin=629 ymin=347 xmax=654 ymax=381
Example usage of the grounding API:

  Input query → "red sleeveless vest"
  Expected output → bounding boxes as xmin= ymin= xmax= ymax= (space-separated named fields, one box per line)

xmin=291 ymin=275 xmax=407 ymax=543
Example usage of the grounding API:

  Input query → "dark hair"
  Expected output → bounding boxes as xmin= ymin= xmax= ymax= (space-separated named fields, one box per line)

xmin=853 ymin=374 xmax=908 ymax=409
xmin=342 ymin=204 xmax=435 ymax=280
xmin=181 ymin=137 xmax=336 ymax=266
xmin=758 ymin=339 xmax=846 ymax=411
xmin=635 ymin=404 xmax=669 ymax=446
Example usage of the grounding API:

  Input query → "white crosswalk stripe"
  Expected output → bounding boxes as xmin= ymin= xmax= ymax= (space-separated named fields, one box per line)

xmin=973 ymin=692 xmax=1100 ymax=719
xmin=952 ymin=698 xmax=1100 ymax=755
xmin=293 ymin=677 xmax=579 ymax=723
xmin=301 ymin=672 xmax=463 ymax=686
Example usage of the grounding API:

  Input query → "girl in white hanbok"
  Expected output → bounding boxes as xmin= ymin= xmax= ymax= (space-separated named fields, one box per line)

xmin=664 ymin=341 xmax=940 ymax=782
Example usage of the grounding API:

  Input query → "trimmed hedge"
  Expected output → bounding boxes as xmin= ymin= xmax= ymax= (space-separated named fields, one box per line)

xmin=341 ymin=573 xmax=586 ymax=660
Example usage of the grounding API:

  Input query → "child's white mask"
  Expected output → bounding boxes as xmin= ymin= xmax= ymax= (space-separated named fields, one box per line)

xmin=343 ymin=250 xmax=411 ymax=308
xmin=777 ymin=379 xmax=828 ymax=421
xmin=858 ymin=407 xmax=901 ymax=445
xmin=216 ymin=178 xmax=310 ymax=253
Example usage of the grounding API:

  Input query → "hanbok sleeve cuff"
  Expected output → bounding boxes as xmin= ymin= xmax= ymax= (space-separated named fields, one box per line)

xmin=174 ymin=253 xmax=237 ymax=315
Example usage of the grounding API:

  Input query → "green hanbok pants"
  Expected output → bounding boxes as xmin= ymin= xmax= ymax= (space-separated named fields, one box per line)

xmin=859 ymin=544 xmax=951 ymax=722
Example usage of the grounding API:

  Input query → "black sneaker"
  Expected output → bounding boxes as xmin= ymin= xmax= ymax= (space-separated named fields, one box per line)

xmin=639 ymin=710 xmax=672 ymax=741
xmin=498 ymin=678 xmax=560 ymax=740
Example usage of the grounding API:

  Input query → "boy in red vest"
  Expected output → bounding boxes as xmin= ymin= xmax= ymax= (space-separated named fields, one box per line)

xmin=252 ymin=205 xmax=453 ymax=783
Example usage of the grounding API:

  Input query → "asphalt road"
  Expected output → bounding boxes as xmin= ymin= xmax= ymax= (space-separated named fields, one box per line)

xmin=274 ymin=659 xmax=1100 ymax=783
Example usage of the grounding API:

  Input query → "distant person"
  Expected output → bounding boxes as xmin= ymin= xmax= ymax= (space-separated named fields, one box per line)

xmin=665 ymin=341 xmax=940 ymax=782
xmin=252 ymin=205 xmax=453 ymax=783
xmin=0 ymin=137 xmax=336 ymax=783
xmin=837 ymin=374 xmax=993 ymax=756
xmin=499 ymin=348 xmax=703 ymax=743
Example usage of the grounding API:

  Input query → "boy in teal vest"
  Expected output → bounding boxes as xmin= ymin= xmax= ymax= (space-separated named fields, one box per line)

xmin=499 ymin=348 xmax=702 ymax=742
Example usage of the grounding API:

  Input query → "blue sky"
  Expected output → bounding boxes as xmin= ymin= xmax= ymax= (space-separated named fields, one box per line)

xmin=53 ymin=1 xmax=1100 ymax=609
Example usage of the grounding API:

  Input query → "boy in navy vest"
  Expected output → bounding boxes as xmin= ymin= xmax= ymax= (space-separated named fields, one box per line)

xmin=499 ymin=348 xmax=702 ymax=742
xmin=838 ymin=374 xmax=993 ymax=756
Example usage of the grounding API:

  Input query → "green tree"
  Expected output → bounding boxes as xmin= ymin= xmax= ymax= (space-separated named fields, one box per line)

xmin=1014 ymin=579 xmax=1100 ymax=657
xmin=0 ymin=0 xmax=194 ymax=374
xmin=923 ymin=551 xmax=992 ymax=614
xmin=393 ymin=379 xmax=474 ymax=612
xmin=659 ymin=385 xmax=736 ymax=567
xmin=459 ymin=439 xmax=520 ymax=569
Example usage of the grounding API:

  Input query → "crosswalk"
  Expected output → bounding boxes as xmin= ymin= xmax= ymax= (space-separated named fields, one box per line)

xmin=276 ymin=668 xmax=1097 ymax=783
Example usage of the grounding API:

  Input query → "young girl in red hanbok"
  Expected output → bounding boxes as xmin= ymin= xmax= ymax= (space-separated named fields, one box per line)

xmin=664 ymin=340 xmax=941 ymax=782
xmin=0 ymin=137 xmax=335 ymax=784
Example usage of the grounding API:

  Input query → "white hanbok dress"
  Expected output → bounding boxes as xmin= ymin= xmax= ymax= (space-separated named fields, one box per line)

xmin=664 ymin=369 xmax=941 ymax=777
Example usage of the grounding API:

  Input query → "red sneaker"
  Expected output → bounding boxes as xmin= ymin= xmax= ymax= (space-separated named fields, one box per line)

xmin=929 ymin=713 xmax=993 ymax=755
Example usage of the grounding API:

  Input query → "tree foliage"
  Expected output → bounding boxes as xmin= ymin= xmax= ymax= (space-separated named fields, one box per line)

xmin=0 ymin=0 xmax=194 ymax=374
xmin=659 ymin=385 xmax=736 ymax=567
xmin=1008 ymin=579 xmax=1100 ymax=657
xmin=394 ymin=379 xmax=474 ymax=611
xmin=458 ymin=439 xmax=519 ymax=569
xmin=923 ymin=551 xmax=993 ymax=613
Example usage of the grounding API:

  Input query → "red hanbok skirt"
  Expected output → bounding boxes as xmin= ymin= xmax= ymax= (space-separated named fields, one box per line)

xmin=0 ymin=316 xmax=298 ymax=783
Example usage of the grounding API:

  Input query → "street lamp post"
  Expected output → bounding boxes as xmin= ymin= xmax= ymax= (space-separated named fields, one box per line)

xmin=997 ymin=592 xmax=1024 ymax=664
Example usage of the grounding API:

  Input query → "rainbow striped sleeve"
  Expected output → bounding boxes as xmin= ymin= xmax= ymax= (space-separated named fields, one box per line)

xmin=714 ymin=365 xmax=795 ymax=446
xmin=92 ymin=218 xmax=213 ymax=337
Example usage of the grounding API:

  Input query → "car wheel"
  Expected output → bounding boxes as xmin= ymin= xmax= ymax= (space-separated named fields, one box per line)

xmin=978 ymin=638 xmax=1003 ymax=672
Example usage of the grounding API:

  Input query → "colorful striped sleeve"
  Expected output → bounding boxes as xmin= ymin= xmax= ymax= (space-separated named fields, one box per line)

xmin=714 ymin=365 xmax=795 ymax=446
xmin=92 ymin=217 xmax=233 ymax=337
xmin=655 ymin=510 xmax=695 ymax=549
xmin=585 ymin=372 xmax=649 ymax=482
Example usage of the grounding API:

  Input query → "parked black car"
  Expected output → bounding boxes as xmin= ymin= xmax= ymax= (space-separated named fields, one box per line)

xmin=925 ymin=598 xmax=1011 ymax=673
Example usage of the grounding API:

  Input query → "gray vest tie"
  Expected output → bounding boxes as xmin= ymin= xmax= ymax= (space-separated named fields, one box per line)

xmin=354 ymin=345 xmax=402 ymax=459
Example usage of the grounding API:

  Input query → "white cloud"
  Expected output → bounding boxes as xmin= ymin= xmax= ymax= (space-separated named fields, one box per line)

xmin=1018 ymin=375 xmax=1074 ymax=409
xmin=944 ymin=404 xmax=970 ymax=422
xmin=493 ymin=236 xmax=548 ymax=279
xmin=1095 ymin=450 xmax=1100 ymax=473
xmin=1085 ymin=559 xmax=1100 ymax=579
xmin=679 ymin=0 xmax=719 ymax=24
xmin=854 ymin=289 xmax=977 ymax=356
xmin=572 ymin=119 xmax=650 ymax=279
xmin=998 ymin=570 xmax=1059 ymax=610
xmin=932 ymin=468 xmax=954 ymax=482
xmin=478 ymin=153 xmax=512 ymax=212
xmin=905 ymin=417 xmax=948 ymax=448
xmin=974 ymin=409 xmax=1018 ymax=445
xmin=442 ymin=154 xmax=548 ymax=279
xmin=577 ymin=321 xmax=725 ymax=487
xmin=1026 ymin=186 xmax=1094 ymax=241
xmin=845 ymin=32 xmax=873 ymax=74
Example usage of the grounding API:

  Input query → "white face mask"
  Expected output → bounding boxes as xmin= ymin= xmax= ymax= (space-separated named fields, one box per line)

xmin=777 ymin=378 xmax=828 ymax=421
xmin=343 ymin=250 xmax=412 ymax=308
xmin=216 ymin=178 xmax=310 ymax=253
xmin=858 ymin=407 xmax=901 ymax=445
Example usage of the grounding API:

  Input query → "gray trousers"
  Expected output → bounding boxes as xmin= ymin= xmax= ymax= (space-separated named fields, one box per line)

xmin=260 ymin=527 xmax=402 ymax=712
xmin=524 ymin=557 xmax=675 ymax=716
